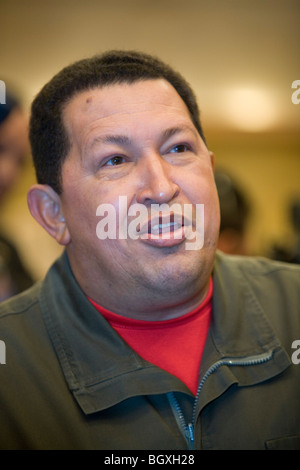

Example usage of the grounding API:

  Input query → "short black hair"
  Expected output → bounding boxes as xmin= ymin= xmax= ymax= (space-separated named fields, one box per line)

xmin=29 ymin=50 xmax=206 ymax=194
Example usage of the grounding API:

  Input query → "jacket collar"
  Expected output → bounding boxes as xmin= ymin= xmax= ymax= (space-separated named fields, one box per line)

xmin=211 ymin=251 xmax=290 ymax=361
xmin=40 ymin=251 xmax=290 ymax=415
xmin=39 ymin=252 xmax=190 ymax=415
xmin=195 ymin=251 xmax=291 ymax=410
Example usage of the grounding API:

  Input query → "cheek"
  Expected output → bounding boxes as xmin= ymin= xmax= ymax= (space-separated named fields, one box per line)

xmin=63 ymin=181 xmax=126 ymax=245
xmin=181 ymin=166 xmax=215 ymax=204
xmin=203 ymin=189 xmax=221 ymax=243
xmin=61 ymin=182 xmax=96 ymax=238
xmin=182 ymin=169 xmax=220 ymax=230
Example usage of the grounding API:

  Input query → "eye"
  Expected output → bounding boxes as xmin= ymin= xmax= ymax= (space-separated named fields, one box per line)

xmin=105 ymin=155 xmax=126 ymax=166
xmin=169 ymin=143 xmax=191 ymax=154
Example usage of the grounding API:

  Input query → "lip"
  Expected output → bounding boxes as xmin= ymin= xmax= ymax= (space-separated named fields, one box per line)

xmin=137 ymin=212 xmax=190 ymax=248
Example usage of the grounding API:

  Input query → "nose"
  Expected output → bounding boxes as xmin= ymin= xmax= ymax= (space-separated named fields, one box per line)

xmin=135 ymin=153 xmax=180 ymax=205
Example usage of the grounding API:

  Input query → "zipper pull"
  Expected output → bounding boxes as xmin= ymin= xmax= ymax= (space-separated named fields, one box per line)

xmin=185 ymin=423 xmax=195 ymax=450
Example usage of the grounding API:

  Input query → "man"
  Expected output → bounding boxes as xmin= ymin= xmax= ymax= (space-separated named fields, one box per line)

xmin=0 ymin=89 xmax=33 ymax=300
xmin=214 ymin=170 xmax=251 ymax=255
xmin=0 ymin=51 xmax=299 ymax=450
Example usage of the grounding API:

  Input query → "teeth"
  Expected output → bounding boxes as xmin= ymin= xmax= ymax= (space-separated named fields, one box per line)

xmin=149 ymin=221 xmax=182 ymax=235
xmin=152 ymin=222 xmax=175 ymax=231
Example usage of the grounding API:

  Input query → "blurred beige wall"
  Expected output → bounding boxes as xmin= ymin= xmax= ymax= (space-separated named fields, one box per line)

xmin=1 ymin=0 xmax=299 ymax=279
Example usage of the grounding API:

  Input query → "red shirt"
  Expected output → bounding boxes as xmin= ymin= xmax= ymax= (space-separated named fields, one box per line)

xmin=89 ymin=278 xmax=212 ymax=395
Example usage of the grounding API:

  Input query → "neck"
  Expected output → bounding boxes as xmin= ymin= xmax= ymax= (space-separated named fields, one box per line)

xmin=67 ymin=247 xmax=214 ymax=321
xmin=87 ymin=273 xmax=211 ymax=321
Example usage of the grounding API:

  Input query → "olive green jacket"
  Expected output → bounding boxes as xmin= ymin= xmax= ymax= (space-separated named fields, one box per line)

xmin=0 ymin=251 xmax=299 ymax=449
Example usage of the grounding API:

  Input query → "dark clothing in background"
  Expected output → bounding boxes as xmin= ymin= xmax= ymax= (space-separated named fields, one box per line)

xmin=0 ymin=233 xmax=33 ymax=301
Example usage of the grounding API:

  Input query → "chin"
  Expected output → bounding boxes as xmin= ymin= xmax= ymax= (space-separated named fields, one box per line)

xmin=145 ymin=256 xmax=204 ymax=295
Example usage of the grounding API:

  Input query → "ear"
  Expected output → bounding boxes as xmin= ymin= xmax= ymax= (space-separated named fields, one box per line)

xmin=27 ymin=184 xmax=71 ymax=246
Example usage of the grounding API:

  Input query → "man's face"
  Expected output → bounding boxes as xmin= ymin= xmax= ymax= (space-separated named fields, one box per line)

xmin=60 ymin=79 xmax=220 ymax=318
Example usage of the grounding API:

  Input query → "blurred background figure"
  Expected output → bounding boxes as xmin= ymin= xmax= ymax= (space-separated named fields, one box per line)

xmin=269 ymin=199 xmax=300 ymax=264
xmin=215 ymin=170 xmax=251 ymax=256
xmin=0 ymin=87 xmax=33 ymax=301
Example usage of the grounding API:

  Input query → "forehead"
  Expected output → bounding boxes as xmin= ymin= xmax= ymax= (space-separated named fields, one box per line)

xmin=62 ymin=79 xmax=193 ymax=141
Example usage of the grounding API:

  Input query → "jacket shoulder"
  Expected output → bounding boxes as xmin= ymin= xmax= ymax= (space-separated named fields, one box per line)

xmin=215 ymin=250 xmax=300 ymax=275
xmin=214 ymin=251 xmax=300 ymax=341
xmin=0 ymin=282 xmax=41 ymax=320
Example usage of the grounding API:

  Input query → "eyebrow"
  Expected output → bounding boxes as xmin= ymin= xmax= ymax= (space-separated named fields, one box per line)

xmin=90 ymin=124 xmax=198 ymax=149
xmin=162 ymin=125 xmax=198 ymax=140
xmin=91 ymin=134 xmax=132 ymax=148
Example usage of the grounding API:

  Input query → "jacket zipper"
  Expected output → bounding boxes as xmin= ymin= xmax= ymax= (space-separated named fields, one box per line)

xmin=167 ymin=350 xmax=273 ymax=450
xmin=167 ymin=392 xmax=195 ymax=449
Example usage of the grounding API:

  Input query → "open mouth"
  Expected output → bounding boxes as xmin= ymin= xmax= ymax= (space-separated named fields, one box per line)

xmin=146 ymin=212 xmax=184 ymax=236
xmin=135 ymin=211 xmax=190 ymax=247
